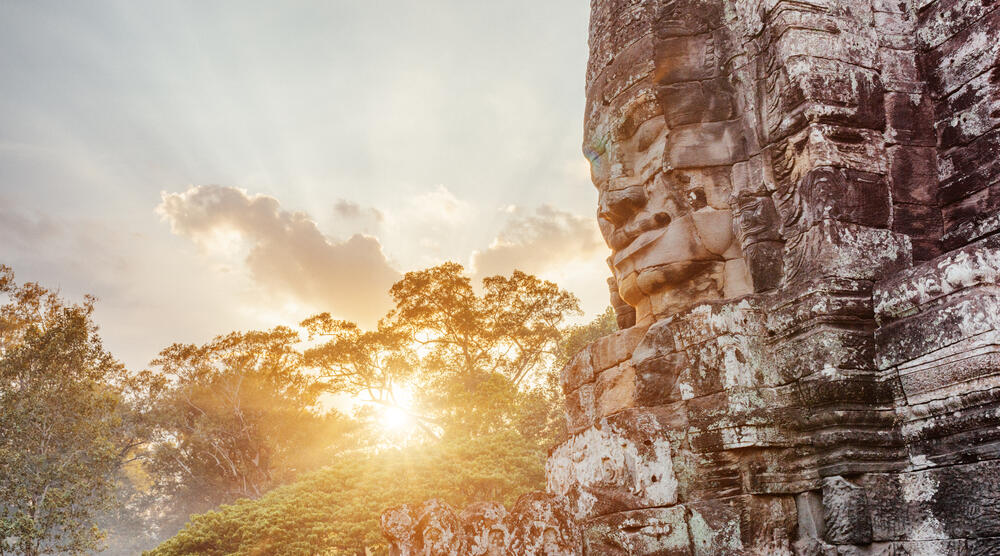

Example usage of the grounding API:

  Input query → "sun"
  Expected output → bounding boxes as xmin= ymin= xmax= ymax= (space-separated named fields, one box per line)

xmin=379 ymin=384 xmax=416 ymax=431
xmin=381 ymin=405 xmax=412 ymax=430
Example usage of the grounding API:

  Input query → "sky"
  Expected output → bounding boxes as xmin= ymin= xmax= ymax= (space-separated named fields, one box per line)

xmin=0 ymin=0 xmax=610 ymax=371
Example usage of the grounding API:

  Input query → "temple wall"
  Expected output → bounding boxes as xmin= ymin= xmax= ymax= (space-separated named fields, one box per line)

xmin=916 ymin=0 xmax=1000 ymax=251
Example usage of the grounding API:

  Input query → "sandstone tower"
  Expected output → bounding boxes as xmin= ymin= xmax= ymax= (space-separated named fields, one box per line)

xmin=384 ymin=0 xmax=1000 ymax=553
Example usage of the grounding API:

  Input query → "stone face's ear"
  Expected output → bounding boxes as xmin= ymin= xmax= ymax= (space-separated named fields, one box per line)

xmin=733 ymin=190 xmax=784 ymax=292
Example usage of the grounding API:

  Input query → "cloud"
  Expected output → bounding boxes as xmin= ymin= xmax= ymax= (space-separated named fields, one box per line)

xmin=334 ymin=199 xmax=384 ymax=223
xmin=158 ymin=185 xmax=399 ymax=324
xmin=406 ymin=184 xmax=474 ymax=226
xmin=471 ymin=204 xmax=605 ymax=278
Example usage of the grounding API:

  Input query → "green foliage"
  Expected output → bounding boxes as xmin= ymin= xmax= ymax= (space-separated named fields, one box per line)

xmin=0 ymin=265 xmax=151 ymax=555
xmin=556 ymin=306 xmax=618 ymax=368
xmin=146 ymin=431 xmax=544 ymax=556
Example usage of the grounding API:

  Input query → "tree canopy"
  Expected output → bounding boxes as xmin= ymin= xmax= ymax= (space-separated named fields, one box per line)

xmin=305 ymin=263 xmax=581 ymax=443
xmin=0 ymin=266 xmax=152 ymax=555
xmin=145 ymin=327 xmax=360 ymax=536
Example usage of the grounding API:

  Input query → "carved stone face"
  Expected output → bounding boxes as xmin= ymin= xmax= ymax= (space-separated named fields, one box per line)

xmin=585 ymin=74 xmax=748 ymax=323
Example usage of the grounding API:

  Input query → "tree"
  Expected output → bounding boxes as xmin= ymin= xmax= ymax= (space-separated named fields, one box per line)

xmin=388 ymin=264 xmax=579 ymax=386
xmin=146 ymin=328 xmax=359 ymax=536
xmin=0 ymin=265 xmax=152 ymax=555
xmin=304 ymin=263 xmax=581 ymax=440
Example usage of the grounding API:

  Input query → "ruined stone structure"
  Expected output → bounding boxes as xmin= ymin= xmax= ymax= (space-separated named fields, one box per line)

xmin=383 ymin=0 xmax=1000 ymax=553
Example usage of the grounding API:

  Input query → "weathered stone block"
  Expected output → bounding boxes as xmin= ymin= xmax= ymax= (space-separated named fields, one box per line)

xmin=582 ymin=507 xmax=691 ymax=555
xmin=893 ymin=202 xmax=942 ymax=241
xmin=937 ymin=129 xmax=1000 ymax=209
xmin=935 ymin=69 xmax=1000 ymax=151
xmin=889 ymin=145 xmax=938 ymax=204
xmin=918 ymin=459 xmax=1000 ymax=539
xmin=547 ymin=410 xmax=679 ymax=520
xmin=922 ymin=10 xmax=1000 ymax=97
xmin=592 ymin=326 xmax=648 ymax=372
xmin=779 ymin=167 xmax=892 ymax=235
xmin=566 ymin=384 xmax=597 ymax=435
xmin=783 ymin=222 xmax=911 ymax=285
xmin=509 ymin=493 xmax=582 ymax=556
xmin=633 ymin=351 xmax=687 ymax=405
xmin=587 ymin=0 xmax=650 ymax=86
xmin=653 ymin=32 xmax=718 ymax=84
xmin=562 ymin=347 xmax=595 ymax=394
xmin=687 ymin=495 xmax=797 ymax=555
xmin=894 ymin=334 xmax=1000 ymax=403
xmin=595 ymin=362 xmax=637 ymax=417
xmin=916 ymin=0 xmax=1000 ymax=48
xmin=590 ymin=34 xmax=657 ymax=106
xmin=668 ymin=299 xmax=765 ymax=350
xmin=772 ymin=325 xmax=877 ymax=382
xmin=665 ymin=120 xmax=747 ymax=169
xmin=657 ymin=77 xmax=736 ymax=127
xmin=822 ymin=476 xmax=874 ymax=545
xmin=461 ymin=502 xmax=511 ymax=556
xmin=876 ymin=292 xmax=1000 ymax=370
xmin=875 ymin=234 xmax=1000 ymax=321
xmin=885 ymin=92 xmax=937 ymax=146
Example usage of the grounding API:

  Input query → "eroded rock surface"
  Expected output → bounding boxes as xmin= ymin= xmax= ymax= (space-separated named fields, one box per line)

xmin=383 ymin=0 xmax=1000 ymax=553
xmin=382 ymin=494 xmax=579 ymax=556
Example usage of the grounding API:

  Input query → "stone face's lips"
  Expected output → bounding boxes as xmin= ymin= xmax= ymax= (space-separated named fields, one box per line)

xmin=613 ymin=228 xmax=666 ymax=271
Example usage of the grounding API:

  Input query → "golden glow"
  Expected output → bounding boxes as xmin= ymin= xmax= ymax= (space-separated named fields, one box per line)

xmin=380 ymin=405 xmax=412 ymax=430
xmin=379 ymin=384 xmax=416 ymax=431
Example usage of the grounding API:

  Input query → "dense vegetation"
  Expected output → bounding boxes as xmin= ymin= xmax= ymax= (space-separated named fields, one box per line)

xmin=0 ymin=263 xmax=616 ymax=555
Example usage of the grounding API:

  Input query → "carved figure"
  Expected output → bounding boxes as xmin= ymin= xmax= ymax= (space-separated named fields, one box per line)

xmin=414 ymin=500 xmax=466 ymax=556
xmin=460 ymin=502 xmax=510 ymax=556
xmin=508 ymin=493 xmax=580 ymax=556
xmin=584 ymin=0 xmax=753 ymax=324
xmin=381 ymin=504 xmax=418 ymax=556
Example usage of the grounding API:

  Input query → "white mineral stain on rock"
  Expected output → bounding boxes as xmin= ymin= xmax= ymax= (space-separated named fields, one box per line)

xmin=902 ymin=470 xmax=946 ymax=541
xmin=679 ymin=382 xmax=695 ymax=400
xmin=546 ymin=415 xmax=678 ymax=520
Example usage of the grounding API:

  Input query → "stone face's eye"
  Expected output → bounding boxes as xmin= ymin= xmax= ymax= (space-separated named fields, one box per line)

xmin=636 ymin=121 xmax=661 ymax=151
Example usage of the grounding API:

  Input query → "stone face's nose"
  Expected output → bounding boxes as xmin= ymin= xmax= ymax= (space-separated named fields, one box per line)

xmin=599 ymin=185 xmax=648 ymax=229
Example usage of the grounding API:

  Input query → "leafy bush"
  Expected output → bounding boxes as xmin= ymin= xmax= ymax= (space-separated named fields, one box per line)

xmin=146 ymin=431 xmax=543 ymax=556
